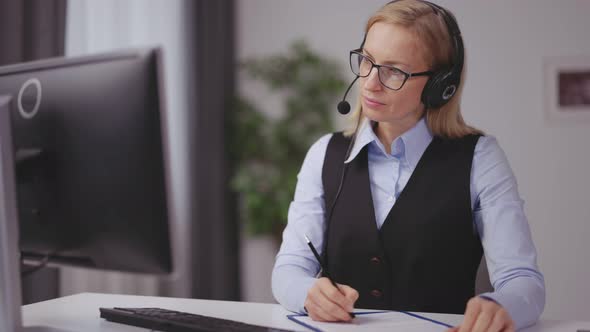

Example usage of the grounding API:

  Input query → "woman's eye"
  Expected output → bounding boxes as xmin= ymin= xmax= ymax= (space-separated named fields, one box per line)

xmin=383 ymin=67 xmax=405 ymax=80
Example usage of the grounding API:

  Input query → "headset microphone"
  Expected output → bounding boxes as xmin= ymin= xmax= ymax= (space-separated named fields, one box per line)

xmin=337 ymin=76 xmax=359 ymax=115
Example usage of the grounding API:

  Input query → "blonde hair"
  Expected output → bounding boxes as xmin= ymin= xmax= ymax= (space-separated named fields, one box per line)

xmin=345 ymin=0 xmax=482 ymax=138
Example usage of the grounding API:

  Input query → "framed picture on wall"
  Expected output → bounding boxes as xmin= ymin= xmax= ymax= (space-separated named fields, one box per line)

xmin=544 ymin=56 xmax=590 ymax=123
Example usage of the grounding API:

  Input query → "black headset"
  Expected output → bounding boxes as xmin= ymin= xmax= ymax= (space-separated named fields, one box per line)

xmin=337 ymin=0 xmax=464 ymax=114
xmin=416 ymin=0 xmax=464 ymax=109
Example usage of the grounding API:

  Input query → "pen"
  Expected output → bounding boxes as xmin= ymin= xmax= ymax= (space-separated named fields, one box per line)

xmin=304 ymin=234 xmax=355 ymax=319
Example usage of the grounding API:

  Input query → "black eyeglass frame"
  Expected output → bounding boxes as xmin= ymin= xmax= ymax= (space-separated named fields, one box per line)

xmin=349 ymin=49 xmax=433 ymax=91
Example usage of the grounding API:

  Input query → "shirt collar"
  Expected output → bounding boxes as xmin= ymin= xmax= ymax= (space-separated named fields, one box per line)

xmin=344 ymin=117 xmax=433 ymax=169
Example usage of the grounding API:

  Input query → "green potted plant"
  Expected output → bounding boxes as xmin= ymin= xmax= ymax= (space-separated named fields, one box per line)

xmin=230 ymin=40 xmax=346 ymax=241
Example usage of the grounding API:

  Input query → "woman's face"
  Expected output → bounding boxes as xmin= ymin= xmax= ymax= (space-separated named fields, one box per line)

xmin=360 ymin=22 xmax=431 ymax=127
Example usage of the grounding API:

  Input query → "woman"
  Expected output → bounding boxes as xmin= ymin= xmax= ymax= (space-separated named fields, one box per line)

xmin=271 ymin=1 xmax=545 ymax=331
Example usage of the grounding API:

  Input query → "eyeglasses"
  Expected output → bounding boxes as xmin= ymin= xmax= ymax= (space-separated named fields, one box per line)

xmin=349 ymin=49 xmax=433 ymax=90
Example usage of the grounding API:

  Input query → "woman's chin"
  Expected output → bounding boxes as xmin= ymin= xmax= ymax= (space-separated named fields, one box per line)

xmin=363 ymin=107 xmax=391 ymax=122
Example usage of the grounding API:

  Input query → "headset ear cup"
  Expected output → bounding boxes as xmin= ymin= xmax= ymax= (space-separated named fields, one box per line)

xmin=421 ymin=69 xmax=458 ymax=109
xmin=421 ymin=73 xmax=437 ymax=109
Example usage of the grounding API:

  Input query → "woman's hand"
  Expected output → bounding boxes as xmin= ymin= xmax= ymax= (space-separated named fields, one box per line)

xmin=447 ymin=297 xmax=515 ymax=332
xmin=304 ymin=277 xmax=359 ymax=322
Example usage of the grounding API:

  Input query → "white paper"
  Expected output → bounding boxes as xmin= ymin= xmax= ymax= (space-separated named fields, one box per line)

xmin=293 ymin=311 xmax=449 ymax=332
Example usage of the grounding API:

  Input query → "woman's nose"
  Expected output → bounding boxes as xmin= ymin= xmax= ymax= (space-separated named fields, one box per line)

xmin=363 ymin=67 xmax=382 ymax=91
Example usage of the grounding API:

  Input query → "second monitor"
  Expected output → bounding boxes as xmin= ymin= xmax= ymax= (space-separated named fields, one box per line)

xmin=0 ymin=47 xmax=174 ymax=274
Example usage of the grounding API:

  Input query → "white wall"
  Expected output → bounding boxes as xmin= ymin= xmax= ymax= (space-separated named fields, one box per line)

xmin=237 ymin=0 xmax=590 ymax=321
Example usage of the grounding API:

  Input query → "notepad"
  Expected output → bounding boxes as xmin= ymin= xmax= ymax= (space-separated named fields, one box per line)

xmin=287 ymin=310 xmax=452 ymax=332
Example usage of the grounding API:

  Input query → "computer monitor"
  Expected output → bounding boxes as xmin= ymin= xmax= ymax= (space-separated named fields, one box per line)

xmin=0 ymin=96 xmax=23 ymax=332
xmin=0 ymin=48 xmax=173 ymax=274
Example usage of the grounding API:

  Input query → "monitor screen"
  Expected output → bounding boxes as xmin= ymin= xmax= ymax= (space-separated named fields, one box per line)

xmin=0 ymin=48 xmax=173 ymax=274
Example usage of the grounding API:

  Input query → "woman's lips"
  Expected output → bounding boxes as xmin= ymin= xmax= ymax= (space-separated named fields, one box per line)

xmin=363 ymin=96 xmax=386 ymax=108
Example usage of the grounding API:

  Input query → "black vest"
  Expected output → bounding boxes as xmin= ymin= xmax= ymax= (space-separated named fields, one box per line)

xmin=321 ymin=132 xmax=482 ymax=314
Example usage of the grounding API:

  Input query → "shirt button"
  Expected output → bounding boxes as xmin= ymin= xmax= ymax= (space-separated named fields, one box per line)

xmin=387 ymin=195 xmax=394 ymax=202
xmin=370 ymin=256 xmax=381 ymax=265
xmin=370 ymin=289 xmax=383 ymax=298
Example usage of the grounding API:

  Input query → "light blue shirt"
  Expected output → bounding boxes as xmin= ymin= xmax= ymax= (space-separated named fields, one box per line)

xmin=271 ymin=117 xmax=545 ymax=330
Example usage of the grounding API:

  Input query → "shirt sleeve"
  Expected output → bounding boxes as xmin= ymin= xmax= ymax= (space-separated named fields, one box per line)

xmin=271 ymin=133 xmax=333 ymax=313
xmin=471 ymin=136 xmax=546 ymax=330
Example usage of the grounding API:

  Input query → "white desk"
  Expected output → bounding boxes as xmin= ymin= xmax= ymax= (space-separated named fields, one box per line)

xmin=22 ymin=293 xmax=590 ymax=332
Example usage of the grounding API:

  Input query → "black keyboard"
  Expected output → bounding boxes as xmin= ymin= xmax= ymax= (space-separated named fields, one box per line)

xmin=99 ymin=307 xmax=295 ymax=332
